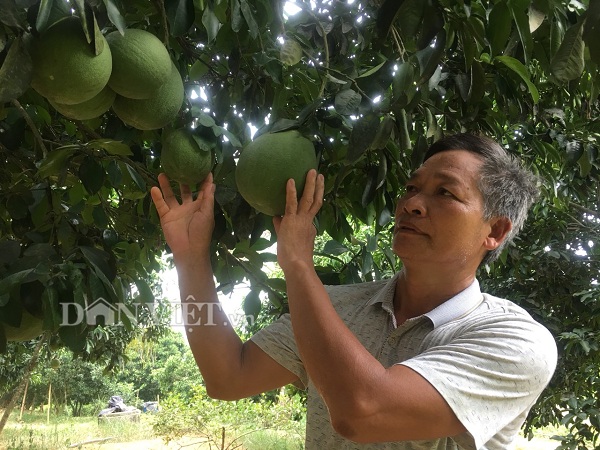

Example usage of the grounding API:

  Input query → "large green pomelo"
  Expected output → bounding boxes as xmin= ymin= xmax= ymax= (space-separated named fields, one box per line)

xmin=50 ymin=85 xmax=116 ymax=120
xmin=2 ymin=310 xmax=44 ymax=342
xmin=105 ymin=29 xmax=172 ymax=99
xmin=235 ymin=130 xmax=318 ymax=216
xmin=161 ymin=129 xmax=214 ymax=185
xmin=112 ymin=63 xmax=184 ymax=130
xmin=29 ymin=17 xmax=112 ymax=105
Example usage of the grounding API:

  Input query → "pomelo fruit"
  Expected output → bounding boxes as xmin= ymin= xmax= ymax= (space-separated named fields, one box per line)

xmin=105 ymin=28 xmax=172 ymax=99
xmin=29 ymin=17 xmax=112 ymax=105
xmin=280 ymin=39 xmax=303 ymax=66
xmin=112 ymin=63 xmax=184 ymax=130
xmin=50 ymin=85 xmax=116 ymax=120
xmin=235 ymin=130 xmax=318 ymax=216
xmin=2 ymin=310 xmax=44 ymax=342
xmin=161 ymin=129 xmax=214 ymax=185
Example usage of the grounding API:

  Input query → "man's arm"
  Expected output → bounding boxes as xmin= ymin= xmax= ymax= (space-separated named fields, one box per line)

xmin=151 ymin=173 xmax=298 ymax=400
xmin=273 ymin=170 xmax=466 ymax=442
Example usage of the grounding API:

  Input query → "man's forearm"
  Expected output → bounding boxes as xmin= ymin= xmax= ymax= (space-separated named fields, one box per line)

xmin=284 ymin=265 xmax=385 ymax=417
xmin=175 ymin=254 xmax=246 ymax=397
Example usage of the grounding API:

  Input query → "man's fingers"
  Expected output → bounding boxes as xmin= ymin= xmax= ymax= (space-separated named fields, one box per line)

xmin=309 ymin=173 xmax=325 ymax=215
xmin=284 ymin=178 xmax=298 ymax=216
xmin=199 ymin=173 xmax=215 ymax=214
xmin=150 ymin=186 xmax=170 ymax=218
xmin=157 ymin=173 xmax=180 ymax=209
xmin=299 ymin=169 xmax=317 ymax=212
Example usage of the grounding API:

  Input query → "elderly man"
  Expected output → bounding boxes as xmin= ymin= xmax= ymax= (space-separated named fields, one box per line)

xmin=151 ymin=133 xmax=557 ymax=449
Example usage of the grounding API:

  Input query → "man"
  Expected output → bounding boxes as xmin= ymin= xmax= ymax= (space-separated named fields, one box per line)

xmin=150 ymin=133 xmax=557 ymax=449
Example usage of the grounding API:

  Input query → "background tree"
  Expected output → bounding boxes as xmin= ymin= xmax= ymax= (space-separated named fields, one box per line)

xmin=1 ymin=0 xmax=599 ymax=447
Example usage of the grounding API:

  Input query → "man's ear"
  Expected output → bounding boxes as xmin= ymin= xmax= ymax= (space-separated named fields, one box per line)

xmin=484 ymin=217 xmax=512 ymax=251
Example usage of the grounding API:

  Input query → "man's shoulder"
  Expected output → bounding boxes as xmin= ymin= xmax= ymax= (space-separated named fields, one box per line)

xmin=324 ymin=278 xmax=392 ymax=305
xmin=463 ymin=293 xmax=556 ymax=348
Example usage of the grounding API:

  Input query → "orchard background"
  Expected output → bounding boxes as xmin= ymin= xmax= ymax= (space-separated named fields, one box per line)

xmin=1 ymin=0 xmax=599 ymax=448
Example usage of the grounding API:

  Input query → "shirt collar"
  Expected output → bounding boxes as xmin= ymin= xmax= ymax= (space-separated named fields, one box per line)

xmin=366 ymin=274 xmax=483 ymax=329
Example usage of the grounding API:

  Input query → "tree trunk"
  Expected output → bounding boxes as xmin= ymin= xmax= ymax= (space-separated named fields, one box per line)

xmin=0 ymin=336 xmax=45 ymax=435
xmin=18 ymin=380 xmax=29 ymax=421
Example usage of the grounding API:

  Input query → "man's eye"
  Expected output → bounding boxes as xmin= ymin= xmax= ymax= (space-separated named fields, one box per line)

xmin=405 ymin=185 xmax=417 ymax=193
xmin=439 ymin=188 xmax=454 ymax=196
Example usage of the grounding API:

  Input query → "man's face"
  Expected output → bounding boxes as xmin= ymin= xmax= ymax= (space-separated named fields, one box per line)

xmin=392 ymin=149 xmax=492 ymax=267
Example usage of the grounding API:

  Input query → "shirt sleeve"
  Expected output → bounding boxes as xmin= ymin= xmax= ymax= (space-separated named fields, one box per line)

xmin=400 ymin=310 xmax=557 ymax=449
xmin=250 ymin=312 xmax=308 ymax=388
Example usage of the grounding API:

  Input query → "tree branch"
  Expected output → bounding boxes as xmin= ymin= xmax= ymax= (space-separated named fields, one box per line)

xmin=295 ymin=2 xmax=330 ymax=99
xmin=152 ymin=0 xmax=170 ymax=47
xmin=11 ymin=99 xmax=48 ymax=159
xmin=571 ymin=203 xmax=599 ymax=217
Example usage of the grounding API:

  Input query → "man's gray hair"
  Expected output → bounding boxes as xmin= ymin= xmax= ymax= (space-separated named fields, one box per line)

xmin=424 ymin=133 xmax=540 ymax=265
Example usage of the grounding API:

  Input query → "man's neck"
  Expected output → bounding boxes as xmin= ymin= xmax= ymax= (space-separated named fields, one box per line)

xmin=393 ymin=266 xmax=476 ymax=325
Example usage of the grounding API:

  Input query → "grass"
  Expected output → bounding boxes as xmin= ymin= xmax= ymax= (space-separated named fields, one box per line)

xmin=0 ymin=410 xmax=566 ymax=450
xmin=0 ymin=410 xmax=155 ymax=450
xmin=0 ymin=410 xmax=306 ymax=450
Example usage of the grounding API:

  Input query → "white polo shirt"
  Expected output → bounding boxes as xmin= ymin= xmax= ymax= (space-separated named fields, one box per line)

xmin=251 ymin=274 xmax=557 ymax=449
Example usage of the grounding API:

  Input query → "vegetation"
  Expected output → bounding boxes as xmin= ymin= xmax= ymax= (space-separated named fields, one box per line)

xmin=1 ymin=0 xmax=599 ymax=447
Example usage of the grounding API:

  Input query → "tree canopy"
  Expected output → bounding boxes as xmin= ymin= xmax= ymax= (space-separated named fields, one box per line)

xmin=1 ymin=0 xmax=600 ymax=447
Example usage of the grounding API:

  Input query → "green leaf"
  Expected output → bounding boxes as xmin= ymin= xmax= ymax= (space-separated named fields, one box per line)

xmin=135 ymin=279 xmax=155 ymax=304
xmin=125 ymin=163 xmax=146 ymax=191
xmin=106 ymin=160 xmax=122 ymax=187
xmin=488 ymin=1 xmax=511 ymax=57
xmin=392 ymin=62 xmax=415 ymax=99
xmin=334 ymin=89 xmax=362 ymax=115
xmin=102 ymin=0 xmax=126 ymax=35
xmin=239 ymin=0 xmax=258 ymax=39
xmin=0 ymin=36 xmax=33 ymax=103
xmin=230 ymin=0 xmax=243 ymax=32
xmin=80 ymin=246 xmax=118 ymax=302
xmin=495 ymin=55 xmax=539 ymax=103
xmin=89 ymin=139 xmax=132 ymax=156
xmin=376 ymin=0 xmax=408 ymax=38
xmin=0 ymin=269 xmax=36 ymax=296
xmin=396 ymin=0 xmax=425 ymax=41
xmin=551 ymin=20 xmax=585 ymax=83
xmin=415 ymin=30 xmax=446 ymax=84
xmin=189 ymin=60 xmax=210 ymax=80
xmin=323 ymin=239 xmax=349 ymax=256
xmin=270 ymin=118 xmax=299 ymax=133
xmin=0 ymin=240 xmax=21 ymax=265
xmin=357 ymin=61 xmax=387 ymax=79
xmin=78 ymin=156 xmax=105 ymax=195
xmin=243 ymin=290 xmax=261 ymax=323
xmin=166 ymin=0 xmax=195 ymax=36
xmin=37 ymin=146 xmax=77 ymax=179
xmin=0 ymin=0 xmax=26 ymax=28
xmin=201 ymin=6 xmax=220 ymax=43
xmin=197 ymin=111 xmax=216 ymax=127
xmin=35 ymin=0 xmax=54 ymax=33
xmin=508 ymin=0 xmax=533 ymax=64
xmin=347 ymin=113 xmax=380 ymax=163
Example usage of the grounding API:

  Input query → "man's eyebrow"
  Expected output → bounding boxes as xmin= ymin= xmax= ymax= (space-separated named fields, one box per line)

xmin=407 ymin=170 xmax=465 ymax=185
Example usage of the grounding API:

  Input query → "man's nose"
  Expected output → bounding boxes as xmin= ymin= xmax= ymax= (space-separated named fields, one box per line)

xmin=402 ymin=193 xmax=426 ymax=216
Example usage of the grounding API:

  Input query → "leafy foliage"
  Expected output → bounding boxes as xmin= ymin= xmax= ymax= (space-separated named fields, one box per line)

xmin=153 ymin=384 xmax=305 ymax=447
xmin=1 ymin=0 xmax=600 ymax=446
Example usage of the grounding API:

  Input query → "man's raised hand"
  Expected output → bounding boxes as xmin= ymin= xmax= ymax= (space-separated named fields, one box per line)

xmin=273 ymin=169 xmax=325 ymax=273
xmin=150 ymin=173 xmax=215 ymax=259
